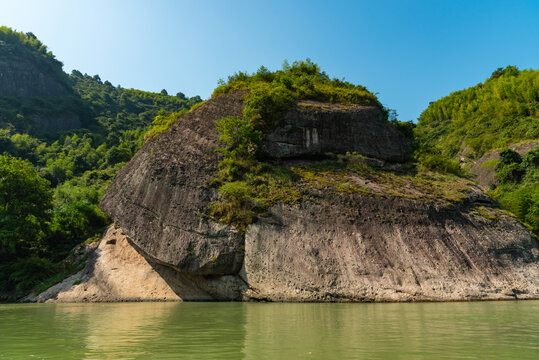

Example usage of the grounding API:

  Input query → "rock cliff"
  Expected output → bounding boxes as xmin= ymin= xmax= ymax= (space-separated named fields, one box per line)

xmin=0 ymin=50 xmax=82 ymax=131
xmin=0 ymin=57 xmax=70 ymax=98
xmin=40 ymin=91 xmax=538 ymax=302
xmin=261 ymin=101 xmax=410 ymax=162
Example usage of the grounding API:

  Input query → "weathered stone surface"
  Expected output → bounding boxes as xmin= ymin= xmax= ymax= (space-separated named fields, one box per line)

xmin=100 ymin=91 xmax=247 ymax=275
xmin=261 ymin=101 xmax=410 ymax=162
xmin=28 ymin=224 xmax=245 ymax=302
xmin=242 ymin=196 xmax=539 ymax=302
xmin=0 ymin=58 xmax=69 ymax=98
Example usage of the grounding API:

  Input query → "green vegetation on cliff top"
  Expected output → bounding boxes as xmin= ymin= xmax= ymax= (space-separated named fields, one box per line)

xmin=208 ymin=63 xmax=538 ymax=236
xmin=0 ymin=26 xmax=66 ymax=86
xmin=415 ymin=66 xmax=538 ymax=160
xmin=414 ymin=66 xmax=538 ymax=233
xmin=207 ymin=61 xmax=468 ymax=233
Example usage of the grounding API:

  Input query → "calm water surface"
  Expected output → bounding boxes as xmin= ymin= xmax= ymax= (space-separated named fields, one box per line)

xmin=0 ymin=301 xmax=537 ymax=359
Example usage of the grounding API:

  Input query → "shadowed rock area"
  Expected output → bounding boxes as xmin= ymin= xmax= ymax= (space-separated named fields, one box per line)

xmin=46 ymin=90 xmax=538 ymax=303
xmin=261 ymin=101 xmax=410 ymax=162
xmin=0 ymin=58 xmax=70 ymax=98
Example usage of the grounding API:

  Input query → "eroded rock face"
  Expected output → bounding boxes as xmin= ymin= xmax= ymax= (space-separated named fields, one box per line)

xmin=100 ymin=91 xmax=247 ymax=275
xmin=0 ymin=58 xmax=70 ymax=98
xmin=261 ymin=101 xmax=410 ymax=162
xmin=100 ymin=92 xmax=410 ymax=275
xmin=28 ymin=224 xmax=246 ymax=302
xmin=242 ymin=197 xmax=539 ymax=302
xmin=94 ymin=91 xmax=539 ymax=303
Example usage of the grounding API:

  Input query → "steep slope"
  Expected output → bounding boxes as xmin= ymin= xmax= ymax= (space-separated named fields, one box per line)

xmin=0 ymin=27 xmax=81 ymax=132
xmin=0 ymin=27 xmax=69 ymax=98
xmin=415 ymin=66 xmax=538 ymax=161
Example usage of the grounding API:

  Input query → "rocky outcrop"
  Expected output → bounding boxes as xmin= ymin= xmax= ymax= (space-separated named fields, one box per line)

xmin=242 ymin=197 xmax=538 ymax=302
xmin=101 ymin=91 xmax=247 ymax=275
xmin=470 ymin=142 xmax=537 ymax=189
xmin=0 ymin=58 xmax=70 ymax=98
xmin=261 ymin=101 xmax=410 ymax=162
xmin=85 ymin=91 xmax=539 ymax=303
xmin=100 ymin=91 xmax=410 ymax=274
xmin=28 ymin=224 xmax=184 ymax=303
xmin=29 ymin=224 xmax=249 ymax=302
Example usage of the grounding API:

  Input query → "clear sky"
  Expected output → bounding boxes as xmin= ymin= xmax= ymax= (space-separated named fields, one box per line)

xmin=1 ymin=0 xmax=538 ymax=122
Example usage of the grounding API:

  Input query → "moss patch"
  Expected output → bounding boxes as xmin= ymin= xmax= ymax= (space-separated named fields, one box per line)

xmin=291 ymin=154 xmax=473 ymax=205
xmin=480 ymin=158 xmax=498 ymax=169
xmin=208 ymin=153 xmax=476 ymax=233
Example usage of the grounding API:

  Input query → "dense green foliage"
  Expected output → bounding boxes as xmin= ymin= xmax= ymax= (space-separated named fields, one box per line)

xmin=415 ymin=66 xmax=538 ymax=159
xmin=213 ymin=59 xmax=383 ymax=127
xmin=490 ymin=147 xmax=538 ymax=232
xmin=0 ymin=28 xmax=200 ymax=300
xmin=209 ymin=60 xmax=396 ymax=231
xmin=414 ymin=66 xmax=538 ymax=234
xmin=0 ymin=26 xmax=66 ymax=85
xmin=0 ymin=155 xmax=52 ymax=254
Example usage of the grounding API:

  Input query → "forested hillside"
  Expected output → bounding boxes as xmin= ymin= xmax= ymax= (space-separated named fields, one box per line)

xmin=415 ymin=66 xmax=538 ymax=233
xmin=415 ymin=66 xmax=538 ymax=159
xmin=0 ymin=27 xmax=201 ymax=300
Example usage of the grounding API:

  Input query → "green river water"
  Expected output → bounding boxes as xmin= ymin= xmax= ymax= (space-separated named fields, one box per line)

xmin=0 ymin=301 xmax=537 ymax=359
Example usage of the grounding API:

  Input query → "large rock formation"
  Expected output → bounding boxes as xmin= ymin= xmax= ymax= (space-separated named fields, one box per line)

xmin=101 ymin=91 xmax=247 ymax=276
xmin=42 ymin=91 xmax=538 ymax=303
xmin=243 ymin=197 xmax=538 ymax=301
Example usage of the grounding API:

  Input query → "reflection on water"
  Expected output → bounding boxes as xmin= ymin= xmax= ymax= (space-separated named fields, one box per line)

xmin=243 ymin=301 xmax=539 ymax=359
xmin=0 ymin=301 xmax=538 ymax=359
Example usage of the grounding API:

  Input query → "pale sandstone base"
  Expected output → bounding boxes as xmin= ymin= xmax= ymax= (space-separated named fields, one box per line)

xmin=32 ymin=225 xmax=204 ymax=302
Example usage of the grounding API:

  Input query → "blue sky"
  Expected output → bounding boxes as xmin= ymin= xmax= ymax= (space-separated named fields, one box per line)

xmin=1 ymin=0 xmax=538 ymax=121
